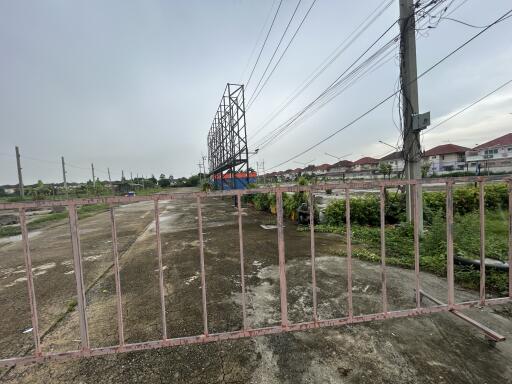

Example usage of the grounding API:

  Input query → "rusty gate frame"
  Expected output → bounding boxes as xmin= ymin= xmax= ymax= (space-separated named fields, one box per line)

xmin=0 ymin=176 xmax=511 ymax=367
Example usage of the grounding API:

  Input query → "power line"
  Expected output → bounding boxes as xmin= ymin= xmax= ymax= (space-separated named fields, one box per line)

xmin=239 ymin=0 xmax=278 ymax=83
xmin=423 ymin=78 xmax=512 ymax=134
xmin=249 ymin=0 xmax=395 ymax=141
xmin=266 ymin=7 xmax=512 ymax=171
xmin=252 ymin=0 xmax=450 ymax=152
xmin=247 ymin=0 xmax=318 ymax=109
xmin=245 ymin=0 xmax=284 ymax=88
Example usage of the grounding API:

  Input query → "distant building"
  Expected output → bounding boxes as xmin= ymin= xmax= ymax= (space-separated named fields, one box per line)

xmin=379 ymin=151 xmax=404 ymax=177
xmin=325 ymin=160 xmax=353 ymax=180
xmin=423 ymin=144 xmax=470 ymax=175
xmin=465 ymin=133 xmax=512 ymax=174
xmin=350 ymin=157 xmax=379 ymax=179
xmin=313 ymin=164 xmax=331 ymax=176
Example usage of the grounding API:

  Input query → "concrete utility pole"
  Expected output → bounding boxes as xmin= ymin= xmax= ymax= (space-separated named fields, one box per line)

xmin=262 ymin=159 xmax=266 ymax=185
xmin=198 ymin=163 xmax=203 ymax=184
xmin=15 ymin=146 xmax=24 ymax=198
xmin=107 ymin=167 xmax=114 ymax=194
xmin=61 ymin=156 xmax=68 ymax=198
xmin=121 ymin=170 xmax=125 ymax=181
xmin=91 ymin=163 xmax=96 ymax=188
xmin=400 ymin=0 xmax=423 ymax=231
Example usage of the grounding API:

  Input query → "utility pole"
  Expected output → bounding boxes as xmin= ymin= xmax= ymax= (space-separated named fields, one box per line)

xmin=198 ymin=163 xmax=203 ymax=184
xmin=91 ymin=163 xmax=96 ymax=188
xmin=61 ymin=156 xmax=68 ymax=198
xmin=262 ymin=159 xmax=266 ymax=185
xmin=15 ymin=146 xmax=24 ymax=198
xmin=130 ymin=171 xmax=133 ymax=181
xmin=400 ymin=0 xmax=423 ymax=231
xmin=107 ymin=167 xmax=114 ymax=195
xmin=122 ymin=170 xmax=125 ymax=181
xmin=202 ymin=155 xmax=207 ymax=185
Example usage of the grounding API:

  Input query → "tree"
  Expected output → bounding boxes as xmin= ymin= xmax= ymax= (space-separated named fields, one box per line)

xmin=421 ymin=161 xmax=432 ymax=178
xmin=379 ymin=163 xmax=393 ymax=179
xmin=158 ymin=173 xmax=170 ymax=187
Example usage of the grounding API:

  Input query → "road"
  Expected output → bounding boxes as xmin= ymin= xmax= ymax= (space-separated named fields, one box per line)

xmin=1 ymin=193 xmax=511 ymax=383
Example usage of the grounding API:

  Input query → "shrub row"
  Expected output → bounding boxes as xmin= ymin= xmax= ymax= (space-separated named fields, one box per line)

xmin=324 ymin=183 xmax=508 ymax=226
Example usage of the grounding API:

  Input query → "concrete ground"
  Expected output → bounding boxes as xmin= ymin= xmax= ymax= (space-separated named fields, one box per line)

xmin=0 ymin=192 xmax=511 ymax=383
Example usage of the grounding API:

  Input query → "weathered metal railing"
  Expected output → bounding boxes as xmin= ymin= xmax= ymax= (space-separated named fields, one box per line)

xmin=0 ymin=176 xmax=511 ymax=367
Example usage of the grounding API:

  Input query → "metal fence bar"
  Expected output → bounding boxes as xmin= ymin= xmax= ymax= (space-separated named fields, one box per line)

xmin=309 ymin=189 xmax=318 ymax=322
xmin=19 ymin=208 xmax=42 ymax=355
xmin=236 ymin=193 xmax=248 ymax=331
xmin=276 ymin=191 xmax=288 ymax=327
xmin=379 ymin=186 xmax=387 ymax=314
xmin=154 ymin=199 xmax=168 ymax=340
xmin=345 ymin=188 xmax=353 ymax=319
xmin=479 ymin=180 xmax=486 ymax=305
xmin=109 ymin=205 xmax=125 ymax=346
xmin=509 ymin=180 xmax=512 ymax=299
xmin=196 ymin=196 xmax=209 ymax=336
xmin=413 ymin=184 xmax=421 ymax=309
xmin=446 ymin=181 xmax=455 ymax=307
xmin=68 ymin=204 xmax=90 ymax=350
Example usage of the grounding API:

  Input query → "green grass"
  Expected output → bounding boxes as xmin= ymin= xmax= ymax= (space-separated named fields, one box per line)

xmin=301 ymin=209 xmax=509 ymax=294
xmin=0 ymin=204 xmax=109 ymax=238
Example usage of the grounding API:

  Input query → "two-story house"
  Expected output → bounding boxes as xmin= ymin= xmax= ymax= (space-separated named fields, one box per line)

xmin=465 ymin=133 xmax=512 ymax=174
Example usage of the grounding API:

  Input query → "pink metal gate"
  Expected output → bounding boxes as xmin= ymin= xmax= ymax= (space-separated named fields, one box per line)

xmin=0 ymin=176 xmax=511 ymax=367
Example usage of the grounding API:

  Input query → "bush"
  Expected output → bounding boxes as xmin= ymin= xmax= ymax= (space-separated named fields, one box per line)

xmin=324 ymin=191 xmax=405 ymax=227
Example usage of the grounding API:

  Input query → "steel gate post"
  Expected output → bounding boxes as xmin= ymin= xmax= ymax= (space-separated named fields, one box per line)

xmin=345 ymin=188 xmax=353 ymax=319
xmin=154 ymin=199 xmax=168 ymax=340
xmin=446 ymin=181 xmax=455 ymax=308
xmin=276 ymin=191 xmax=288 ymax=327
xmin=19 ymin=208 xmax=42 ymax=356
xmin=309 ymin=188 xmax=318 ymax=322
xmin=68 ymin=204 xmax=90 ymax=351
xmin=109 ymin=205 xmax=125 ymax=346
xmin=196 ymin=196 xmax=209 ymax=336
xmin=237 ymin=193 xmax=248 ymax=331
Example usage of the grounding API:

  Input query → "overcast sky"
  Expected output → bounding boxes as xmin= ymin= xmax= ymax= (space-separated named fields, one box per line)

xmin=0 ymin=0 xmax=511 ymax=185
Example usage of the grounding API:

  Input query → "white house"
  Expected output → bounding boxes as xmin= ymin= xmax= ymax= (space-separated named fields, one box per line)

xmin=379 ymin=151 xmax=404 ymax=177
xmin=423 ymin=144 xmax=470 ymax=175
xmin=465 ymin=133 xmax=512 ymax=174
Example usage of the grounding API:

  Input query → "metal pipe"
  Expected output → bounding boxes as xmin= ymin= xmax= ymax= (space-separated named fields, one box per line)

xmin=196 ymin=196 xmax=208 ymax=335
xmin=276 ymin=191 xmax=288 ymax=327
xmin=19 ymin=208 xmax=41 ymax=355
xmin=154 ymin=199 xmax=167 ymax=340
xmin=413 ymin=184 xmax=421 ymax=309
xmin=446 ymin=181 xmax=455 ymax=307
xmin=479 ymin=180 xmax=486 ymax=305
xmin=237 ymin=193 xmax=248 ymax=331
xmin=309 ymin=188 xmax=318 ymax=322
xmin=379 ymin=186 xmax=388 ymax=314
xmin=2 ymin=296 xmax=510 ymax=368
xmin=109 ymin=205 xmax=125 ymax=346
xmin=345 ymin=188 xmax=353 ymax=319
xmin=68 ymin=204 xmax=90 ymax=351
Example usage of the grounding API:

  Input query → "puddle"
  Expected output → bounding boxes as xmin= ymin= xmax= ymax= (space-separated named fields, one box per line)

xmin=0 ymin=230 xmax=42 ymax=245
xmin=184 ymin=272 xmax=199 ymax=285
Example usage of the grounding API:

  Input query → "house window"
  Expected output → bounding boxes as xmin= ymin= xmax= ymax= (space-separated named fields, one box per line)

xmin=440 ymin=155 xmax=445 ymax=160
xmin=431 ymin=156 xmax=436 ymax=159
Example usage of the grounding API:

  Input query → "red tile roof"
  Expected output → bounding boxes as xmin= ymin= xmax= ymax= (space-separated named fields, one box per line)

xmin=353 ymin=157 xmax=379 ymax=165
xmin=423 ymin=144 xmax=470 ymax=156
xmin=331 ymin=160 xmax=353 ymax=167
xmin=379 ymin=151 xmax=402 ymax=161
xmin=474 ymin=133 xmax=512 ymax=150
xmin=314 ymin=163 xmax=331 ymax=171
